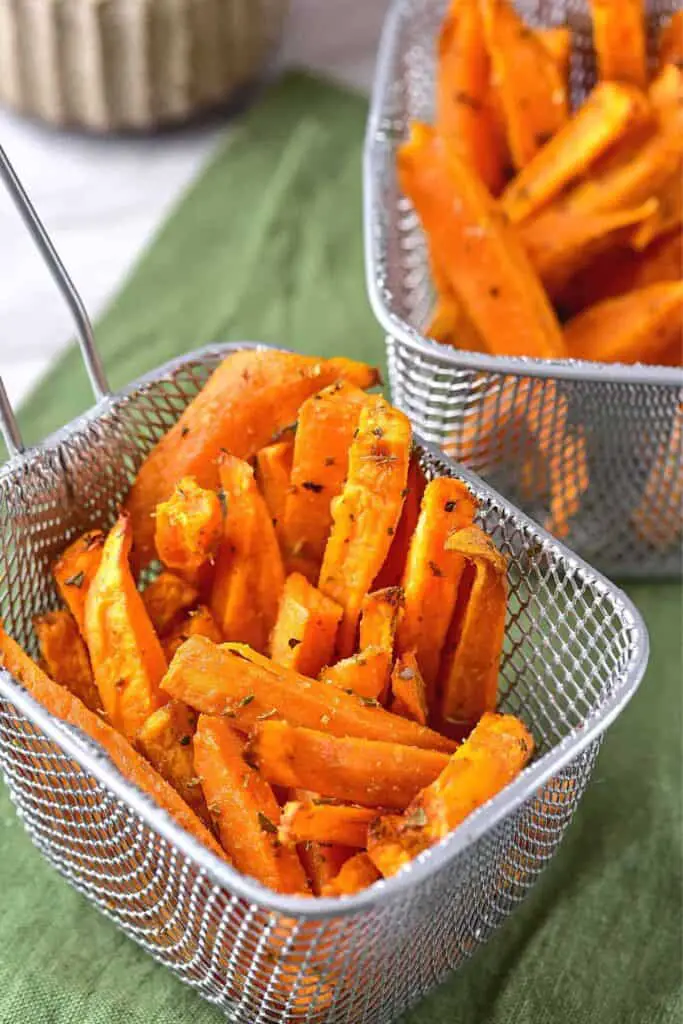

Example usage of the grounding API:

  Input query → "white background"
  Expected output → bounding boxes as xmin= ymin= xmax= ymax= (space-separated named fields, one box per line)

xmin=0 ymin=0 xmax=389 ymax=406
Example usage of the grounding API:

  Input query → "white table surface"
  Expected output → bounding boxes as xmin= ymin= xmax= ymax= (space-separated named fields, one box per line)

xmin=0 ymin=0 xmax=389 ymax=408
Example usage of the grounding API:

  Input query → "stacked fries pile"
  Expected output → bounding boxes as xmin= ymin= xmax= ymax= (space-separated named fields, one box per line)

xmin=0 ymin=349 xmax=534 ymax=900
xmin=401 ymin=0 xmax=683 ymax=367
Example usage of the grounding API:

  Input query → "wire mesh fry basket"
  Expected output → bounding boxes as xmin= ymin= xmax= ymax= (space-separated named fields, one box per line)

xmin=364 ymin=0 xmax=683 ymax=580
xmin=0 ymin=146 xmax=649 ymax=1023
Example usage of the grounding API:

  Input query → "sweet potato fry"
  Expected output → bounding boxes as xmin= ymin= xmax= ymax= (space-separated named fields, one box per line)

xmin=0 ymin=624 xmax=224 ymax=859
xmin=319 ymin=647 xmax=392 ymax=703
xmin=557 ymin=230 xmax=683 ymax=315
xmin=501 ymin=82 xmax=652 ymax=223
xmin=482 ymin=0 xmax=569 ymax=170
xmin=518 ymin=199 xmax=659 ymax=299
xmin=564 ymin=282 xmax=683 ymax=364
xmin=437 ymin=0 xmax=507 ymax=194
xmin=632 ymin=164 xmax=683 ymax=250
xmin=632 ymin=404 xmax=682 ymax=548
xmin=658 ymin=11 xmax=683 ymax=71
xmin=270 ymin=573 xmax=342 ymax=677
xmin=440 ymin=527 xmax=508 ymax=731
xmin=279 ymin=801 xmax=375 ymax=849
xmin=53 ymin=530 xmax=105 ymax=636
xmin=425 ymin=294 xmax=488 ymax=351
xmin=246 ymin=721 xmax=450 ymax=810
xmin=141 ymin=571 xmax=199 ymax=637
xmin=321 ymin=853 xmax=381 ymax=897
xmin=368 ymin=713 xmax=534 ymax=876
xmin=161 ymin=637 xmax=457 ymax=752
xmin=210 ymin=453 xmax=285 ymax=653
xmin=319 ymin=396 xmax=412 ymax=657
xmin=162 ymin=605 xmax=223 ymax=661
xmin=283 ymin=380 xmax=370 ymax=574
xmin=650 ymin=62 xmax=683 ymax=135
xmin=298 ymin=843 xmax=354 ymax=897
xmin=374 ymin=457 xmax=426 ymax=589
xmin=33 ymin=609 xmax=101 ymax=712
xmin=193 ymin=715 xmax=309 ymax=894
xmin=588 ymin=0 xmax=647 ymax=87
xmin=85 ymin=515 xmax=168 ymax=739
xmin=537 ymin=26 xmax=572 ymax=82
xmin=154 ymin=477 xmax=223 ymax=584
xmin=124 ymin=350 xmax=379 ymax=567
xmin=359 ymin=588 xmax=404 ymax=655
xmin=136 ymin=701 xmax=211 ymax=826
xmin=396 ymin=478 xmax=478 ymax=707
xmin=390 ymin=652 xmax=428 ymax=726
xmin=254 ymin=438 xmax=294 ymax=545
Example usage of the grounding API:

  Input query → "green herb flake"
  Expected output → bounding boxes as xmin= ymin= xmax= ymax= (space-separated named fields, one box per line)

xmin=359 ymin=696 xmax=381 ymax=708
xmin=64 ymin=571 xmax=85 ymax=588
xmin=236 ymin=694 xmax=255 ymax=709
xmin=404 ymin=807 xmax=428 ymax=829
xmin=179 ymin=735 xmax=191 ymax=747
xmin=258 ymin=811 xmax=278 ymax=835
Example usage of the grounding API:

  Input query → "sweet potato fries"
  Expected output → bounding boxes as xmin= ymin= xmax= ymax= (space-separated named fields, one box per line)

xmin=0 ymin=347 xmax=535 ymax=901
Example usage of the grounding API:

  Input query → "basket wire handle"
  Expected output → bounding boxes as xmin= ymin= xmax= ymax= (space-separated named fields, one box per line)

xmin=0 ymin=144 xmax=110 ymax=447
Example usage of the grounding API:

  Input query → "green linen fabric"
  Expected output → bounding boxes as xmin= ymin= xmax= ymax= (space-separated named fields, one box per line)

xmin=0 ymin=72 xmax=680 ymax=1024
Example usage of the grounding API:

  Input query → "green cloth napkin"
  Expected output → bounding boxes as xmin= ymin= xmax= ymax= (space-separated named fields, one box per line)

xmin=1 ymin=73 xmax=681 ymax=1024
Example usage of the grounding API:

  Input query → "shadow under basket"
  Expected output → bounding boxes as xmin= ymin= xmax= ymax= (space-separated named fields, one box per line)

xmin=363 ymin=0 xmax=683 ymax=580
xmin=0 ymin=343 xmax=648 ymax=1023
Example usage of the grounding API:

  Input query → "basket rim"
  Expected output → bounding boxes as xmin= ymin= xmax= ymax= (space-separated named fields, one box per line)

xmin=363 ymin=0 xmax=683 ymax=389
xmin=0 ymin=341 xmax=649 ymax=921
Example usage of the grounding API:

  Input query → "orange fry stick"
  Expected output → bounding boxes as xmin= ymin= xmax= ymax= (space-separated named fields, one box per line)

xmin=437 ymin=0 xmax=508 ymax=194
xmin=564 ymin=282 xmax=683 ymax=364
xmin=33 ymin=609 xmax=101 ymax=712
xmin=321 ymin=853 xmax=381 ymax=897
xmin=211 ymin=454 xmax=285 ymax=653
xmin=632 ymin=165 xmax=683 ymax=250
xmin=161 ymin=637 xmax=457 ymax=753
xmin=53 ymin=529 xmax=105 ymax=636
xmin=154 ymin=477 xmax=223 ymax=584
xmin=254 ymin=437 xmax=294 ymax=546
xmin=440 ymin=527 xmax=508 ymax=731
xmin=270 ymin=572 xmax=342 ymax=678
xmin=588 ymin=0 xmax=647 ymax=87
xmin=246 ymin=720 xmax=450 ymax=810
xmin=368 ymin=713 xmax=534 ymax=876
xmin=396 ymin=478 xmax=478 ymax=707
xmin=162 ymin=605 xmax=223 ymax=661
xmin=518 ymin=199 xmax=658 ymax=299
xmin=373 ymin=457 xmax=426 ymax=589
xmin=319 ymin=396 xmax=411 ymax=657
xmin=283 ymin=380 xmax=369 ymax=573
xmin=631 ymin=404 xmax=682 ymax=548
xmin=142 ymin=571 xmax=200 ymax=637
xmin=0 ymin=624 xmax=224 ymax=859
xmin=399 ymin=123 xmax=566 ymax=359
xmin=390 ymin=652 xmax=428 ymax=726
xmin=194 ymin=715 xmax=309 ymax=894
xmin=137 ymin=701 xmax=212 ymax=827
xmin=482 ymin=0 xmax=569 ymax=170
xmin=425 ymin=293 xmax=488 ymax=351
xmin=359 ymin=587 xmax=404 ymax=655
xmin=124 ymin=350 xmax=379 ymax=567
xmin=320 ymin=647 xmax=392 ymax=703
xmin=279 ymin=801 xmax=376 ymax=849
xmin=298 ymin=843 xmax=354 ymax=897
xmin=537 ymin=26 xmax=572 ymax=82
xmin=85 ymin=515 xmax=168 ymax=739
xmin=501 ymin=82 xmax=652 ymax=223
xmin=658 ymin=11 xmax=683 ymax=72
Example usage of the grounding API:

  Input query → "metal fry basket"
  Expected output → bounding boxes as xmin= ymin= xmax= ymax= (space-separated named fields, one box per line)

xmin=364 ymin=0 xmax=683 ymax=579
xmin=0 ymin=146 xmax=649 ymax=1023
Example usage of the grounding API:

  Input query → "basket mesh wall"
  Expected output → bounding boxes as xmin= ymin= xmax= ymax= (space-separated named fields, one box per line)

xmin=365 ymin=0 xmax=682 ymax=578
xmin=0 ymin=347 xmax=643 ymax=1022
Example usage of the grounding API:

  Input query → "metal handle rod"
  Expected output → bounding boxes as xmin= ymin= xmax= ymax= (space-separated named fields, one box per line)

xmin=0 ymin=144 xmax=109 ymax=399
xmin=0 ymin=377 xmax=23 ymax=456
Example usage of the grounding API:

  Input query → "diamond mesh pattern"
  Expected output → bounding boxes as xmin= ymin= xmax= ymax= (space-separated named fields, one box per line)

xmin=0 ymin=344 xmax=646 ymax=1022
xmin=365 ymin=0 xmax=683 ymax=578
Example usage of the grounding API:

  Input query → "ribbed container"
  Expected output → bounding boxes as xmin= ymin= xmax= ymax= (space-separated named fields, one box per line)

xmin=0 ymin=0 xmax=288 ymax=132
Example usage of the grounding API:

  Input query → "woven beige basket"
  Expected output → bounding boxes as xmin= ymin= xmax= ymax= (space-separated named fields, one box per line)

xmin=0 ymin=0 xmax=289 ymax=132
